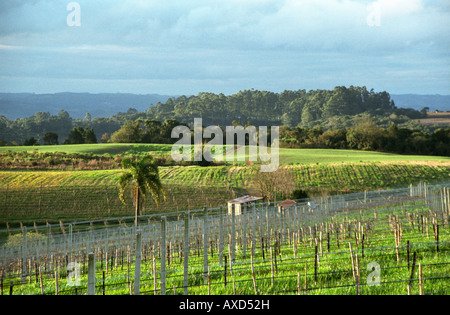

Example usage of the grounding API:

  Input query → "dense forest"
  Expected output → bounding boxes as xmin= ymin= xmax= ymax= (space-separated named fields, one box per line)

xmin=148 ymin=86 xmax=427 ymax=127
xmin=1 ymin=86 xmax=448 ymax=156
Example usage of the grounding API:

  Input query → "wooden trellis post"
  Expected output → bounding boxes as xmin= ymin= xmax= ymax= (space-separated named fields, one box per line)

xmin=160 ymin=216 xmax=167 ymax=295
xmin=134 ymin=230 xmax=142 ymax=295
xmin=219 ymin=206 xmax=224 ymax=266
xmin=203 ymin=207 xmax=209 ymax=282
xmin=231 ymin=206 xmax=236 ymax=264
xmin=184 ymin=212 xmax=190 ymax=295
xmin=88 ymin=253 xmax=95 ymax=295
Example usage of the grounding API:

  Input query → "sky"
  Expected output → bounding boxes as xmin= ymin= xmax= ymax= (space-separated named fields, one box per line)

xmin=0 ymin=0 xmax=449 ymax=96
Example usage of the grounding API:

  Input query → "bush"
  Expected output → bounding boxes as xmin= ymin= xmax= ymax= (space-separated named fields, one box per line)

xmin=291 ymin=189 xmax=308 ymax=200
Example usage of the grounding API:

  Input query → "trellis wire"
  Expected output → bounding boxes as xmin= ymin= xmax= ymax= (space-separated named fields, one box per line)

xmin=1 ymin=182 xmax=449 ymax=295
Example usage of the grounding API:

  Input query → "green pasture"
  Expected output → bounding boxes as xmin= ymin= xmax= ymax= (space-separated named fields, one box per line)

xmin=1 ymin=144 xmax=449 ymax=165
xmin=278 ymin=148 xmax=450 ymax=164
xmin=0 ymin=144 xmax=171 ymax=156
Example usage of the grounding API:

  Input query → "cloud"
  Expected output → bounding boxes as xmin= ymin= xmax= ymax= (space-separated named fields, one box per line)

xmin=0 ymin=44 xmax=24 ymax=50
xmin=1 ymin=0 xmax=447 ymax=51
xmin=0 ymin=0 xmax=449 ymax=95
xmin=374 ymin=0 xmax=423 ymax=17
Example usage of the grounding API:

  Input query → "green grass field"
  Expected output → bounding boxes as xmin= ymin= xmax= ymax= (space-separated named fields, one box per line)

xmin=1 ymin=143 xmax=449 ymax=165
xmin=0 ymin=144 xmax=171 ymax=156
xmin=279 ymin=148 xmax=450 ymax=164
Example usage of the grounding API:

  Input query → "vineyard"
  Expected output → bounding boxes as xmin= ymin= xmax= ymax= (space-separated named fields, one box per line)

xmin=0 ymin=161 xmax=449 ymax=224
xmin=0 ymin=180 xmax=237 ymax=225
xmin=1 ymin=182 xmax=449 ymax=295
xmin=158 ymin=162 xmax=450 ymax=193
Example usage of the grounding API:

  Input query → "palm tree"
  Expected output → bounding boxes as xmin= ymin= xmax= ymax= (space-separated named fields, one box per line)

xmin=118 ymin=155 xmax=166 ymax=226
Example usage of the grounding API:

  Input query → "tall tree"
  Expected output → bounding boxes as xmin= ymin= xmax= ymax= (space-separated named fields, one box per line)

xmin=83 ymin=127 xmax=98 ymax=144
xmin=63 ymin=127 xmax=97 ymax=144
xmin=43 ymin=132 xmax=59 ymax=145
xmin=24 ymin=137 xmax=39 ymax=146
xmin=64 ymin=127 xmax=85 ymax=144
xmin=110 ymin=120 xmax=145 ymax=143
xmin=118 ymin=156 xmax=167 ymax=226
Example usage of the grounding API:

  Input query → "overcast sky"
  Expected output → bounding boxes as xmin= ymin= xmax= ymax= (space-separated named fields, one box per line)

xmin=0 ymin=0 xmax=449 ymax=96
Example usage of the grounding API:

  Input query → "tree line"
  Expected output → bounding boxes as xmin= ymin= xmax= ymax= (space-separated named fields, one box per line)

xmin=1 ymin=86 xmax=446 ymax=155
xmin=281 ymin=118 xmax=450 ymax=157
xmin=148 ymin=86 xmax=428 ymax=128
xmin=1 ymin=113 xmax=448 ymax=157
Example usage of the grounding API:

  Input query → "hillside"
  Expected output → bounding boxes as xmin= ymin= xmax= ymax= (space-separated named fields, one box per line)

xmin=0 ymin=144 xmax=448 ymax=224
xmin=1 ymin=159 xmax=449 ymax=223
xmin=1 ymin=144 xmax=449 ymax=167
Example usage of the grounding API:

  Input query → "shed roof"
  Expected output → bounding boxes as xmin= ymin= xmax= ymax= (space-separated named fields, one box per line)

xmin=228 ymin=195 xmax=263 ymax=204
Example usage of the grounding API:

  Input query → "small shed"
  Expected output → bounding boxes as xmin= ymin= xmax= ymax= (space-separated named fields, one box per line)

xmin=227 ymin=195 xmax=263 ymax=215
xmin=276 ymin=200 xmax=297 ymax=213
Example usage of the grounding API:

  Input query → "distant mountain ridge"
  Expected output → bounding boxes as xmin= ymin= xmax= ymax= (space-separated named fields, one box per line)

xmin=0 ymin=92 xmax=448 ymax=120
xmin=391 ymin=94 xmax=450 ymax=112
xmin=0 ymin=93 xmax=173 ymax=119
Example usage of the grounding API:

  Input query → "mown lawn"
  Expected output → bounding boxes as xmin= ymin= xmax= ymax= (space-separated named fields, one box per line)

xmin=1 ymin=144 xmax=448 ymax=165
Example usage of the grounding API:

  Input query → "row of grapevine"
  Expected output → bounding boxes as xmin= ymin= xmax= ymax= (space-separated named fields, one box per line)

xmin=1 ymin=183 xmax=449 ymax=295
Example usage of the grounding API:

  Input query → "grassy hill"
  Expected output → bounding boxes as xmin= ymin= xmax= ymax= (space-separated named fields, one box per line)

xmin=278 ymin=148 xmax=449 ymax=164
xmin=1 ymin=143 xmax=449 ymax=164
xmin=0 ymin=144 xmax=448 ymax=223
